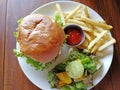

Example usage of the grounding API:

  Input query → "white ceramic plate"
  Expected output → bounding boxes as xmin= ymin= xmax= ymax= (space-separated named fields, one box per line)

xmin=17 ymin=1 xmax=114 ymax=90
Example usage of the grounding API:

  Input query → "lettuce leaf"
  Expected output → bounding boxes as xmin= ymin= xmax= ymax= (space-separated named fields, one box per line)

xmin=14 ymin=18 xmax=23 ymax=38
xmin=13 ymin=49 xmax=52 ymax=71
xmin=74 ymin=81 xmax=87 ymax=90
xmin=17 ymin=18 xmax=23 ymax=25
xmin=14 ymin=32 xmax=18 ymax=38
xmin=61 ymin=81 xmax=87 ymax=90
xmin=13 ymin=49 xmax=24 ymax=57
xmin=54 ymin=11 xmax=64 ymax=27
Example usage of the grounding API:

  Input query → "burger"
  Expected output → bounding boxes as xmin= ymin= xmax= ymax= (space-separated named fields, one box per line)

xmin=16 ymin=14 xmax=65 ymax=64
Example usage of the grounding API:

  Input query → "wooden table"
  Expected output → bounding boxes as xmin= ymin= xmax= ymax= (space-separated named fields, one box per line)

xmin=0 ymin=0 xmax=120 ymax=90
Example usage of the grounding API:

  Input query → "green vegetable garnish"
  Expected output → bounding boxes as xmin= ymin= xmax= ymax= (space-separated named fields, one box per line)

xmin=14 ymin=32 xmax=18 ymax=38
xmin=74 ymin=81 xmax=87 ymax=90
xmin=13 ymin=49 xmax=24 ymax=57
xmin=65 ymin=50 xmax=97 ymax=74
xmin=14 ymin=18 xmax=23 ymax=38
xmin=61 ymin=85 xmax=76 ymax=90
xmin=25 ymin=56 xmax=52 ymax=71
xmin=61 ymin=81 xmax=87 ymax=90
xmin=54 ymin=11 xmax=64 ymax=27
xmin=53 ymin=63 xmax=66 ymax=73
xmin=26 ymin=56 xmax=42 ymax=70
xmin=47 ymin=70 xmax=58 ymax=88
xmin=66 ymin=60 xmax=84 ymax=79
xmin=17 ymin=18 xmax=23 ymax=25
xmin=81 ymin=57 xmax=97 ymax=74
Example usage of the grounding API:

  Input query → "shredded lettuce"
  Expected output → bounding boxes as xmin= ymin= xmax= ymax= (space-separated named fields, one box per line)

xmin=13 ymin=49 xmax=52 ymax=71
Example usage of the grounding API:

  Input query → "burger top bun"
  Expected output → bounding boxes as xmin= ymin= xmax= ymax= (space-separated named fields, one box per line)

xmin=17 ymin=14 xmax=65 ymax=63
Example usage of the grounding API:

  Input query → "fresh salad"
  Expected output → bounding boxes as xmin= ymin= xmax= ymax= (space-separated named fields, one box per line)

xmin=47 ymin=48 xmax=102 ymax=90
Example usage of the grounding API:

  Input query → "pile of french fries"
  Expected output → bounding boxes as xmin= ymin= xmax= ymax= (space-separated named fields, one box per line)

xmin=55 ymin=4 xmax=116 ymax=54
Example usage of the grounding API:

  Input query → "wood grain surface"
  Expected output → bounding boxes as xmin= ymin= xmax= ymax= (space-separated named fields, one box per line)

xmin=0 ymin=0 xmax=120 ymax=90
xmin=0 ymin=0 xmax=7 ymax=90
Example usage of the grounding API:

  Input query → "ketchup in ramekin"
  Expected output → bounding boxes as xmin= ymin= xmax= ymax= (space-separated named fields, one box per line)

xmin=64 ymin=24 xmax=85 ymax=46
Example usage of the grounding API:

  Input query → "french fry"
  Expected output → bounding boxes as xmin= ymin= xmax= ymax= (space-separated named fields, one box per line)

xmin=64 ymin=12 xmax=70 ymax=18
xmin=92 ymin=19 xmax=106 ymax=24
xmin=88 ymin=31 xmax=108 ymax=50
xmin=81 ymin=38 xmax=89 ymax=48
xmin=95 ymin=26 xmax=109 ymax=32
xmin=81 ymin=26 xmax=92 ymax=32
xmin=98 ymin=38 xmax=116 ymax=51
xmin=95 ymin=27 xmax=111 ymax=40
xmin=87 ymin=29 xmax=99 ymax=37
xmin=66 ymin=19 xmax=87 ymax=27
xmin=56 ymin=4 xmax=65 ymax=25
xmin=84 ymin=32 xmax=92 ymax=41
xmin=93 ymin=31 xmax=100 ymax=36
xmin=66 ymin=22 xmax=92 ymax=32
xmin=65 ymin=5 xmax=81 ymax=20
xmin=80 ymin=16 xmax=113 ymax=30
xmin=83 ymin=6 xmax=89 ymax=18
xmin=85 ymin=23 xmax=93 ymax=29
xmin=91 ymin=39 xmax=104 ymax=53
xmin=73 ymin=17 xmax=81 ymax=20
xmin=73 ymin=13 xmax=82 ymax=18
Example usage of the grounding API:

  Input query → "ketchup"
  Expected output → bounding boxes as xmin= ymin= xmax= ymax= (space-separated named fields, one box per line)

xmin=67 ymin=28 xmax=82 ymax=45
